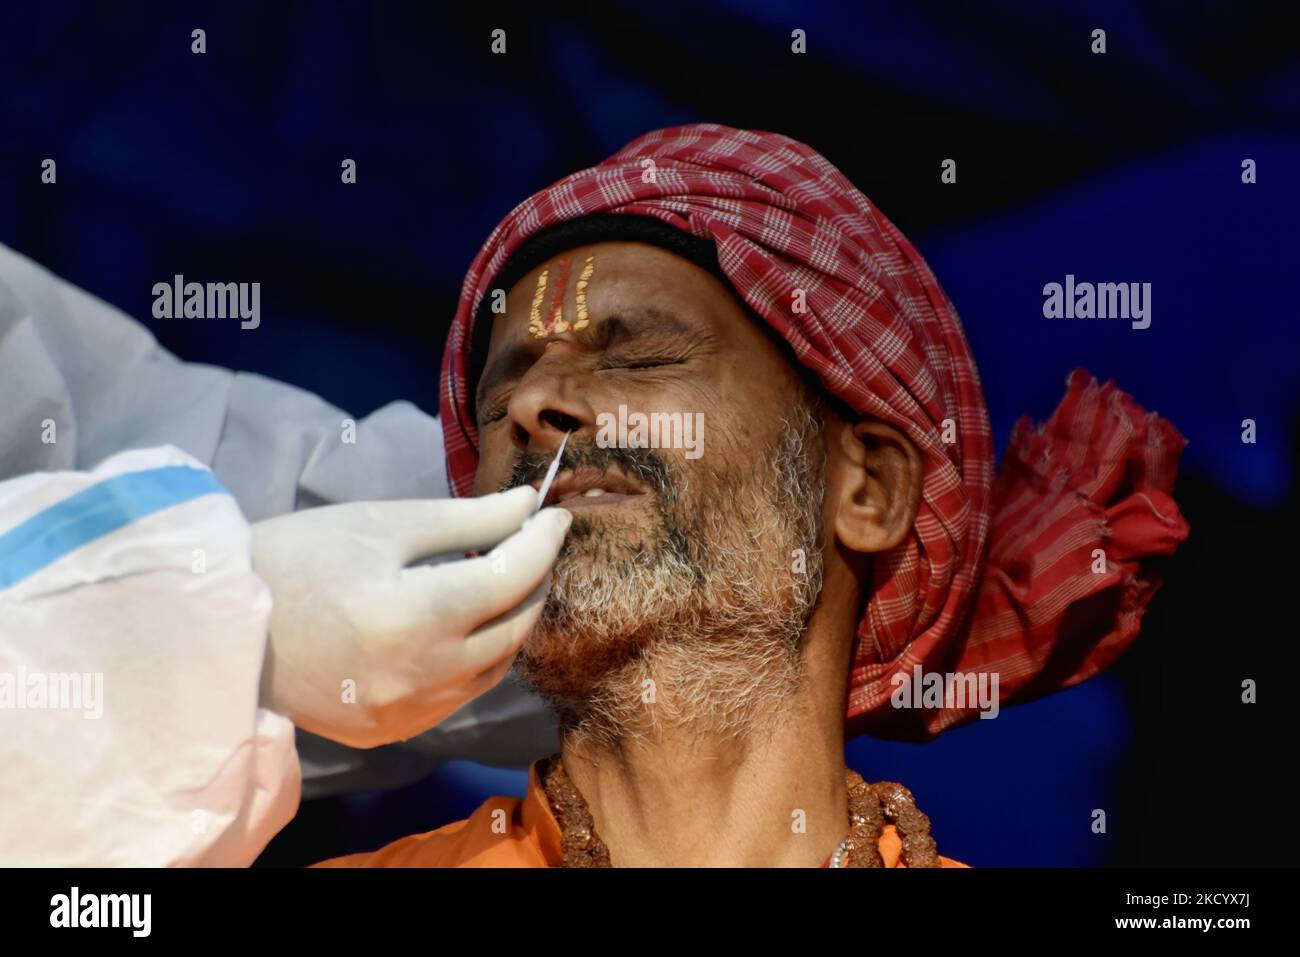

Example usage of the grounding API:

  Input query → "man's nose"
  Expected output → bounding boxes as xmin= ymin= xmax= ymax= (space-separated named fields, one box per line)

xmin=505 ymin=342 xmax=595 ymax=452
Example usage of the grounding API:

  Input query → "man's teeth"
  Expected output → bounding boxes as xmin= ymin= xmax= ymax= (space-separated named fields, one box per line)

xmin=582 ymin=488 xmax=606 ymax=498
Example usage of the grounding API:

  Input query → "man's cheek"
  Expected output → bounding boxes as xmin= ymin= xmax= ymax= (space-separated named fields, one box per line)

xmin=470 ymin=462 xmax=503 ymax=496
xmin=470 ymin=463 xmax=490 ymax=495
xmin=470 ymin=433 xmax=514 ymax=494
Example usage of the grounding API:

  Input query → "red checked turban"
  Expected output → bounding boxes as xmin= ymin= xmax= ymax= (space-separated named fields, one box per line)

xmin=439 ymin=124 xmax=1190 ymax=739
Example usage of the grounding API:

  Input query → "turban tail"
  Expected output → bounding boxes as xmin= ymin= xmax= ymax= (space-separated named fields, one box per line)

xmin=439 ymin=124 xmax=1189 ymax=740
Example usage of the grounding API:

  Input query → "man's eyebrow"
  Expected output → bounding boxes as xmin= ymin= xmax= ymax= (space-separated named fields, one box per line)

xmin=585 ymin=306 xmax=700 ymax=348
xmin=474 ymin=305 xmax=708 ymax=410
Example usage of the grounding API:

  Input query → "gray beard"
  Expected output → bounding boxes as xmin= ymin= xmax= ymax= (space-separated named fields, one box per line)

xmin=514 ymin=402 xmax=827 ymax=753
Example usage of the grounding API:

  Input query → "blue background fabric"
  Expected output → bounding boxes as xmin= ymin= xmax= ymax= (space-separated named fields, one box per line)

xmin=2 ymin=1 xmax=1295 ymax=866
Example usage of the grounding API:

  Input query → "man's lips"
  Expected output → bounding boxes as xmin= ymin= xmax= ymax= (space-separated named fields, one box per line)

xmin=530 ymin=467 xmax=649 ymax=509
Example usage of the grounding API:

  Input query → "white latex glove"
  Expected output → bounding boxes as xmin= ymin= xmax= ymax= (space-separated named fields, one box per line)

xmin=253 ymin=486 xmax=571 ymax=749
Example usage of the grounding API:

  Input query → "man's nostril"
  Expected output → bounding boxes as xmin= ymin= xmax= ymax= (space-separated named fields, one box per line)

xmin=539 ymin=409 xmax=582 ymax=434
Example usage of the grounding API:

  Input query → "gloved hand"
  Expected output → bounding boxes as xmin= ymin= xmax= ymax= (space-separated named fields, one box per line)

xmin=252 ymin=486 xmax=571 ymax=749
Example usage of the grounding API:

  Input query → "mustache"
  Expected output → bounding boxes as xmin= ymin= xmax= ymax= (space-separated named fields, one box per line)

xmin=500 ymin=440 xmax=676 ymax=499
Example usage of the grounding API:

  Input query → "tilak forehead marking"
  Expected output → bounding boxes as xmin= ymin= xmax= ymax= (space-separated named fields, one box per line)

xmin=528 ymin=254 xmax=596 ymax=339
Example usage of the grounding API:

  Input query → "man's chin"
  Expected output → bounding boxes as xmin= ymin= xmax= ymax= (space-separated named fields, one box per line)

xmin=515 ymin=624 xmax=645 ymax=715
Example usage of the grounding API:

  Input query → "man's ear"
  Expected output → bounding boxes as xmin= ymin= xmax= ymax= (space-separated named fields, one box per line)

xmin=829 ymin=417 xmax=923 ymax=554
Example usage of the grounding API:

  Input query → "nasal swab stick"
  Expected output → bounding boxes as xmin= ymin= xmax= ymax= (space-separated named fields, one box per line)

xmin=533 ymin=431 xmax=571 ymax=513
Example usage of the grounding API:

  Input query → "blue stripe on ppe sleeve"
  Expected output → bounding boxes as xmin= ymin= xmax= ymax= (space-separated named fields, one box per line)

xmin=0 ymin=465 xmax=228 ymax=590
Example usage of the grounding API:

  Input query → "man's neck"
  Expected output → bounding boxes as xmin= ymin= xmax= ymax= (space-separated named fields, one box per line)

xmin=559 ymin=679 xmax=848 ymax=867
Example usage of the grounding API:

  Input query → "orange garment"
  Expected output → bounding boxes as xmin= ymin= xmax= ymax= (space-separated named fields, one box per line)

xmin=314 ymin=761 xmax=968 ymax=868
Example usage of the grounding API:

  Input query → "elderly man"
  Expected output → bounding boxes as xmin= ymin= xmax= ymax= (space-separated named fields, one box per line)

xmin=317 ymin=124 xmax=1188 ymax=868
